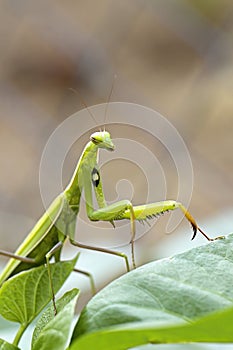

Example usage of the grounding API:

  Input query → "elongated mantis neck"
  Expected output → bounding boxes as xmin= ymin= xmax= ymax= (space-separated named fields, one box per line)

xmin=65 ymin=141 xmax=98 ymax=197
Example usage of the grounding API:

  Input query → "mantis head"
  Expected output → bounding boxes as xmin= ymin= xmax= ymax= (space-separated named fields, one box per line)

xmin=90 ymin=131 xmax=115 ymax=151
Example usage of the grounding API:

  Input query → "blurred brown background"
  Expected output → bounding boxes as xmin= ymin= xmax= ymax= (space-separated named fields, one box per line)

xmin=0 ymin=0 xmax=233 ymax=291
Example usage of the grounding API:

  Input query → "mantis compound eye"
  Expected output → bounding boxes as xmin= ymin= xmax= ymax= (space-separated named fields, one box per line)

xmin=91 ymin=137 xmax=99 ymax=145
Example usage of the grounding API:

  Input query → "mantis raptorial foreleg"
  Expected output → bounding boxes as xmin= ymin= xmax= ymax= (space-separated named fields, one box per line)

xmin=82 ymin=164 xmax=220 ymax=272
xmin=121 ymin=199 xmax=214 ymax=241
xmin=83 ymin=174 xmax=136 ymax=269
xmin=82 ymin=198 xmax=222 ymax=273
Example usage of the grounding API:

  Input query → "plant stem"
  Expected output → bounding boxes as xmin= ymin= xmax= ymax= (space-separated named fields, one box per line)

xmin=13 ymin=324 xmax=27 ymax=347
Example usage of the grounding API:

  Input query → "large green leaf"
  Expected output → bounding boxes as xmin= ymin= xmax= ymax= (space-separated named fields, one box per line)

xmin=71 ymin=234 xmax=233 ymax=348
xmin=0 ymin=255 xmax=78 ymax=326
xmin=70 ymin=303 xmax=233 ymax=349
xmin=32 ymin=289 xmax=79 ymax=350
xmin=130 ymin=345 xmax=221 ymax=350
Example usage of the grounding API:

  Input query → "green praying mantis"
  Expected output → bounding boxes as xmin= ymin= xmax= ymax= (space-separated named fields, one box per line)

xmin=0 ymin=119 xmax=221 ymax=315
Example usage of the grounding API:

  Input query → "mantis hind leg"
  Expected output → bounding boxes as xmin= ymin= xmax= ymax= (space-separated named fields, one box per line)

xmin=45 ymin=241 xmax=63 ymax=315
xmin=0 ymin=250 xmax=36 ymax=264
xmin=0 ymin=250 xmax=37 ymax=286
xmin=73 ymin=268 xmax=96 ymax=295
xmin=70 ymin=238 xmax=131 ymax=272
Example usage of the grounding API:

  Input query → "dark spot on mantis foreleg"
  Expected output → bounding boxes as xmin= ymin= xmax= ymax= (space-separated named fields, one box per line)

xmin=91 ymin=167 xmax=100 ymax=187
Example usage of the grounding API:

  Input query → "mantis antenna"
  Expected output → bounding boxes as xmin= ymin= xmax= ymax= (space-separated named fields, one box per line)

xmin=103 ymin=74 xmax=117 ymax=130
xmin=69 ymin=87 xmax=99 ymax=127
xmin=70 ymin=75 xmax=117 ymax=129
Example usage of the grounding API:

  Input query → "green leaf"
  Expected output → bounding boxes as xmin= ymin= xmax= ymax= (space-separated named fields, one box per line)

xmin=0 ymin=339 xmax=20 ymax=350
xmin=32 ymin=289 xmax=79 ymax=345
xmin=32 ymin=289 xmax=79 ymax=350
xmin=130 ymin=345 xmax=216 ymax=350
xmin=0 ymin=255 xmax=78 ymax=326
xmin=71 ymin=234 xmax=233 ymax=347
xmin=70 ymin=303 xmax=233 ymax=349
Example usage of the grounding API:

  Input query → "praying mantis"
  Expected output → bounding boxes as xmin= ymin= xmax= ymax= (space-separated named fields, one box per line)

xmin=0 ymin=124 xmax=221 ymax=315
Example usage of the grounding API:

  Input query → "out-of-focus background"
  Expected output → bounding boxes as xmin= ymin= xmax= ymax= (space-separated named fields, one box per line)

xmin=0 ymin=0 xmax=233 ymax=315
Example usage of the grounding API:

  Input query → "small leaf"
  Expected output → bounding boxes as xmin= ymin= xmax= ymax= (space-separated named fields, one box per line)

xmin=32 ymin=289 xmax=79 ymax=350
xmin=0 ymin=255 xmax=78 ymax=326
xmin=0 ymin=339 xmax=20 ymax=350
xmin=72 ymin=233 xmax=233 ymax=347
xmin=32 ymin=288 xmax=79 ymax=347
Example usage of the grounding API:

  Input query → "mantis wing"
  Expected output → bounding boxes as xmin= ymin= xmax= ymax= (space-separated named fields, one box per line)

xmin=0 ymin=194 xmax=65 ymax=284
